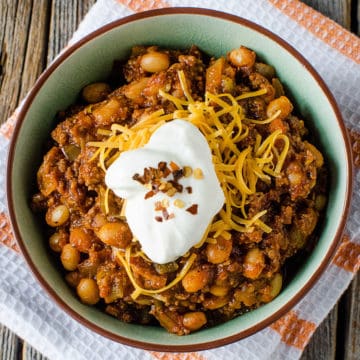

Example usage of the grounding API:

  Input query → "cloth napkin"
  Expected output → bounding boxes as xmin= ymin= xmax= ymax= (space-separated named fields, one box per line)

xmin=1 ymin=1 xmax=359 ymax=359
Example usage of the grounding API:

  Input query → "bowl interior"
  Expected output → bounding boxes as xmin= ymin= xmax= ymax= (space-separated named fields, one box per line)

xmin=9 ymin=10 xmax=350 ymax=349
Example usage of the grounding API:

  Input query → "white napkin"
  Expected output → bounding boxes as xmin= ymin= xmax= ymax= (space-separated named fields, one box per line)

xmin=1 ymin=1 xmax=359 ymax=359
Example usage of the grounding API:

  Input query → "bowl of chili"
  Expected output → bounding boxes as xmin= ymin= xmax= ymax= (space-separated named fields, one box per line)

xmin=7 ymin=8 xmax=352 ymax=351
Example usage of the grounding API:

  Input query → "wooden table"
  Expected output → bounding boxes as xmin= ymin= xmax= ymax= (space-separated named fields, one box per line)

xmin=0 ymin=1 xmax=359 ymax=359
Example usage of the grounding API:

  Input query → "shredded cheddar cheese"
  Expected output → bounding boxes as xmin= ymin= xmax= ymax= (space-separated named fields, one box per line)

xmin=89 ymin=69 xmax=290 ymax=232
xmin=88 ymin=70 xmax=291 ymax=299
xmin=116 ymin=249 xmax=197 ymax=300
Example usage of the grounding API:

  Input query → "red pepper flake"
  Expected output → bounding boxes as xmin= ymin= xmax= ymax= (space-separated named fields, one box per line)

xmin=145 ymin=190 xmax=155 ymax=199
xmin=169 ymin=161 xmax=180 ymax=171
xmin=185 ymin=186 xmax=193 ymax=194
xmin=186 ymin=204 xmax=198 ymax=215
xmin=155 ymin=216 xmax=163 ymax=222
xmin=163 ymin=167 xmax=171 ymax=178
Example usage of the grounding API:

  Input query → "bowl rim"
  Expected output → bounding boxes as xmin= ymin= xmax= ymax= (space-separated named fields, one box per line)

xmin=6 ymin=7 xmax=353 ymax=352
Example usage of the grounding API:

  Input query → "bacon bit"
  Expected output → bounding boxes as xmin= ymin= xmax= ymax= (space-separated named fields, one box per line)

xmin=169 ymin=180 xmax=183 ymax=193
xmin=162 ymin=208 xmax=170 ymax=220
xmin=155 ymin=216 xmax=163 ymax=222
xmin=132 ymin=173 xmax=143 ymax=183
xmin=154 ymin=201 xmax=163 ymax=211
xmin=145 ymin=190 xmax=155 ymax=199
xmin=157 ymin=161 xmax=171 ymax=177
xmin=186 ymin=204 xmax=198 ymax=215
xmin=163 ymin=167 xmax=171 ymax=178
xmin=134 ymin=160 xmax=192 ymax=204
xmin=173 ymin=169 xmax=184 ymax=181
xmin=193 ymin=168 xmax=204 ymax=179
xmin=169 ymin=161 xmax=180 ymax=171
xmin=158 ymin=161 xmax=167 ymax=171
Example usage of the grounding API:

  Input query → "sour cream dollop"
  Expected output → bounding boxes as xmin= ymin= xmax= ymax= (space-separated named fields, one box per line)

xmin=105 ymin=119 xmax=224 ymax=264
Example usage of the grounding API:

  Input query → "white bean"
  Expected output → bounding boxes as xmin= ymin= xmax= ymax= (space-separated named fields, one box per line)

xmin=140 ymin=52 xmax=170 ymax=73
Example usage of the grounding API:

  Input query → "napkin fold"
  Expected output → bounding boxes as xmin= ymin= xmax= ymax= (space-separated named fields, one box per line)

xmin=1 ymin=1 xmax=359 ymax=359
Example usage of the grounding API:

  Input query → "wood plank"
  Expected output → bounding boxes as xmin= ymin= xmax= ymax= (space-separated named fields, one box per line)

xmin=19 ymin=0 xmax=50 ymax=100
xmin=0 ymin=1 xmax=51 ymax=358
xmin=0 ymin=0 xmax=34 ymax=124
xmin=303 ymin=2 xmax=360 ymax=359
xmin=301 ymin=0 xmax=351 ymax=29
xmin=343 ymin=272 xmax=360 ymax=360
xmin=357 ymin=0 xmax=360 ymax=34
xmin=300 ymin=306 xmax=338 ymax=360
xmin=22 ymin=343 xmax=48 ymax=360
xmin=0 ymin=1 xmax=358 ymax=360
xmin=21 ymin=0 xmax=95 ymax=359
xmin=0 ymin=0 xmax=49 ymax=124
xmin=0 ymin=325 xmax=21 ymax=360
xmin=0 ymin=0 xmax=23 ymax=355
xmin=47 ymin=0 xmax=96 ymax=64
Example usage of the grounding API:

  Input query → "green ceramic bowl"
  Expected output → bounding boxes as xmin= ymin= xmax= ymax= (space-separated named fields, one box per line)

xmin=7 ymin=8 xmax=353 ymax=351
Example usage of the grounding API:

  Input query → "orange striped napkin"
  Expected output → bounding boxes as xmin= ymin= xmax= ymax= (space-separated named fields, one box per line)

xmin=0 ymin=1 xmax=359 ymax=359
